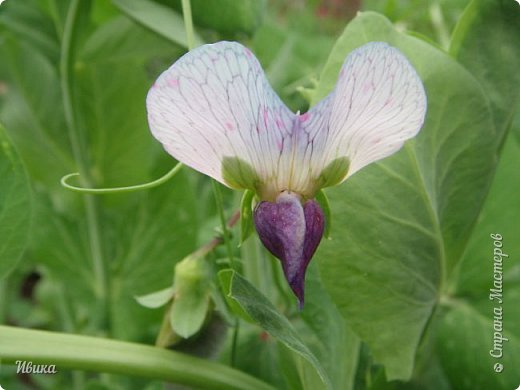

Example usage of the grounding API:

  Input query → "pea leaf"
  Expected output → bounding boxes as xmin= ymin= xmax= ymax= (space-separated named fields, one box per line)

xmin=220 ymin=269 xmax=332 ymax=389
xmin=440 ymin=128 xmax=520 ymax=389
xmin=0 ymin=125 xmax=32 ymax=279
xmin=313 ymin=12 xmax=495 ymax=380
xmin=450 ymin=0 xmax=520 ymax=140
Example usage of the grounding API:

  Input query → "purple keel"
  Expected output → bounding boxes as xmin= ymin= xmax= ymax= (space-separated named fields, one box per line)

xmin=253 ymin=192 xmax=325 ymax=307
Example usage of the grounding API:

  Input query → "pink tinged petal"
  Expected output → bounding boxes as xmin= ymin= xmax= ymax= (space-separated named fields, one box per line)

xmin=299 ymin=112 xmax=311 ymax=122
xmin=331 ymin=42 xmax=427 ymax=177
xmin=146 ymin=41 xmax=296 ymax=191
xmin=253 ymin=192 xmax=325 ymax=308
xmin=300 ymin=42 xmax=427 ymax=186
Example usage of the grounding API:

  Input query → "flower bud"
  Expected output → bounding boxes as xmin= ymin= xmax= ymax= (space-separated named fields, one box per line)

xmin=253 ymin=191 xmax=325 ymax=307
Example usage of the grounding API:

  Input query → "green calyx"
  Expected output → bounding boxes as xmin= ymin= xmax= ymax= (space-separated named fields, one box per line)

xmin=222 ymin=156 xmax=261 ymax=192
xmin=315 ymin=157 xmax=350 ymax=190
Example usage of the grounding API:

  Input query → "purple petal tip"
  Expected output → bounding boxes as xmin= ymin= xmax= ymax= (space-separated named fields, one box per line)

xmin=253 ymin=192 xmax=325 ymax=307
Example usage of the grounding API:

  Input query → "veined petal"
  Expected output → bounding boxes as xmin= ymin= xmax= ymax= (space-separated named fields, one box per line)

xmin=146 ymin=41 xmax=295 ymax=197
xmin=301 ymin=42 xmax=427 ymax=186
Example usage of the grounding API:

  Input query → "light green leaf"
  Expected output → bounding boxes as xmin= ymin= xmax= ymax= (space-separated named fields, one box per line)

xmin=315 ymin=190 xmax=331 ymax=239
xmin=314 ymin=12 xmax=495 ymax=380
xmin=218 ymin=269 xmax=254 ymax=323
xmin=450 ymin=0 xmax=520 ymax=140
xmin=135 ymin=286 xmax=174 ymax=309
xmin=220 ymin=269 xmax=332 ymax=389
xmin=0 ymin=125 xmax=32 ymax=278
xmin=170 ymin=256 xmax=211 ymax=339
xmin=112 ymin=0 xmax=204 ymax=49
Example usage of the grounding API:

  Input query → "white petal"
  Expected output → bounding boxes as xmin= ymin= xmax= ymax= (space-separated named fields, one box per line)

xmin=303 ymin=42 xmax=427 ymax=183
xmin=146 ymin=41 xmax=295 ymax=196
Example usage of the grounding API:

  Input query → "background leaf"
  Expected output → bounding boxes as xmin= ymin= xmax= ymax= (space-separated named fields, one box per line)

xmin=221 ymin=269 xmax=332 ymax=389
xmin=450 ymin=0 xmax=520 ymax=140
xmin=112 ymin=0 xmax=203 ymax=48
xmin=437 ymin=120 xmax=520 ymax=389
xmin=0 ymin=125 xmax=32 ymax=279
xmin=0 ymin=3 xmax=199 ymax=346
xmin=313 ymin=12 xmax=495 ymax=380
xmin=164 ymin=0 xmax=267 ymax=35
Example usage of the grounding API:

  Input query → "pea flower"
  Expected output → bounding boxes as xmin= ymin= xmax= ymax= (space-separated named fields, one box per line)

xmin=146 ymin=41 xmax=426 ymax=306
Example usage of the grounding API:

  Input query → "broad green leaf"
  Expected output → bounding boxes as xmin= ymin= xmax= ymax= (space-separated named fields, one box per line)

xmin=450 ymin=0 xmax=520 ymax=141
xmin=170 ymin=255 xmax=211 ymax=338
xmin=112 ymin=0 xmax=203 ymax=49
xmin=135 ymin=286 xmax=174 ymax=309
xmin=455 ymin=129 xmax=520 ymax=295
xmin=220 ymin=269 xmax=332 ymax=389
xmin=438 ymin=127 xmax=520 ymax=388
xmin=313 ymin=12 xmax=495 ymax=380
xmin=0 ymin=125 xmax=31 ymax=278
xmin=437 ymin=297 xmax=520 ymax=389
xmin=300 ymin=265 xmax=360 ymax=390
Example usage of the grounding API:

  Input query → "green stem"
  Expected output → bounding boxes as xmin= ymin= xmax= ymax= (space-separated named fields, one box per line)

xmin=212 ymin=181 xmax=236 ymax=268
xmin=60 ymin=1 xmax=107 ymax=319
xmin=181 ymin=0 xmax=196 ymax=50
xmin=0 ymin=325 xmax=274 ymax=390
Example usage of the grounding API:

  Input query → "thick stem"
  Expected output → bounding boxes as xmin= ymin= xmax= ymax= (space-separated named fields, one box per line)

xmin=0 ymin=325 xmax=273 ymax=390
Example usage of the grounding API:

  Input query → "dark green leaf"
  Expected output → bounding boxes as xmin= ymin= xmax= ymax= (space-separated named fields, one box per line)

xmin=178 ymin=0 xmax=267 ymax=35
xmin=437 ymin=298 xmax=520 ymax=389
xmin=0 ymin=125 xmax=32 ymax=278
xmin=450 ymin=0 xmax=520 ymax=141
xmin=0 ymin=0 xmax=60 ymax=61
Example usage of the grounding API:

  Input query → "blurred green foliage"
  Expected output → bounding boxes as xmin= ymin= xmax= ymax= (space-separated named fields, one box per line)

xmin=0 ymin=0 xmax=518 ymax=389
